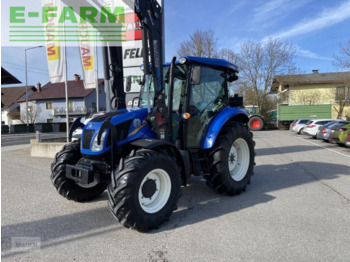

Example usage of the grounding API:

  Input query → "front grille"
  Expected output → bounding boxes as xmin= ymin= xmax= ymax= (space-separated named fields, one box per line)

xmin=83 ymin=129 xmax=95 ymax=149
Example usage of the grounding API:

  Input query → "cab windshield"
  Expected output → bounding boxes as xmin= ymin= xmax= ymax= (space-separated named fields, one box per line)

xmin=139 ymin=64 xmax=188 ymax=109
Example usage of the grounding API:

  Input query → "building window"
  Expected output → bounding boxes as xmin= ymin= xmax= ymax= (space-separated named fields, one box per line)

xmin=47 ymin=119 xmax=53 ymax=123
xmin=335 ymin=86 xmax=350 ymax=101
xmin=68 ymin=101 xmax=74 ymax=112
xmin=99 ymin=89 xmax=102 ymax=95
xmin=46 ymin=102 xmax=52 ymax=110
xmin=92 ymin=102 xmax=96 ymax=110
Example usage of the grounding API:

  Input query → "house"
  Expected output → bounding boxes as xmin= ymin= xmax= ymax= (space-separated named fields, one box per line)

xmin=272 ymin=70 xmax=350 ymax=120
xmin=1 ymin=85 xmax=36 ymax=126
xmin=18 ymin=75 xmax=106 ymax=126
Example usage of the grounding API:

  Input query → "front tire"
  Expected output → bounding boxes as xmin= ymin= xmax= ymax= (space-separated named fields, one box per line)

xmin=51 ymin=140 xmax=107 ymax=202
xmin=206 ymin=121 xmax=255 ymax=195
xmin=107 ymin=149 xmax=181 ymax=231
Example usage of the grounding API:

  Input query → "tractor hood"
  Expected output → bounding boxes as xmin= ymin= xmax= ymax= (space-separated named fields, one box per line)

xmin=80 ymin=107 xmax=156 ymax=156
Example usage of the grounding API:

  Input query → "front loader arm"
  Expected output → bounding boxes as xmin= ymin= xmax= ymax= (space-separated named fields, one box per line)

xmin=135 ymin=0 xmax=168 ymax=139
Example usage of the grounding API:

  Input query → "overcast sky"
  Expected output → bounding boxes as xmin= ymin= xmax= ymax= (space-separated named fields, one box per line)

xmin=2 ymin=0 xmax=350 ymax=87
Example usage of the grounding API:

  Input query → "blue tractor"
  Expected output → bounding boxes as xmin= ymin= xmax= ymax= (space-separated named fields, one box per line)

xmin=51 ymin=0 xmax=255 ymax=231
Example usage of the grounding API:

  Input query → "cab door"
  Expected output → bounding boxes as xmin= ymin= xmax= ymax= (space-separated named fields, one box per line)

xmin=185 ymin=65 xmax=228 ymax=148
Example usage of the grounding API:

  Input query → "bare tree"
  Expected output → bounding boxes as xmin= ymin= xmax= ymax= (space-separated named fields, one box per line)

xmin=22 ymin=103 xmax=42 ymax=124
xmin=333 ymin=39 xmax=350 ymax=69
xmin=233 ymin=38 xmax=297 ymax=114
xmin=177 ymin=29 xmax=218 ymax=58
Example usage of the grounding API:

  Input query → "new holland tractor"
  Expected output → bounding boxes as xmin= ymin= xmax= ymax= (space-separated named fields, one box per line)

xmin=51 ymin=0 xmax=256 ymax=231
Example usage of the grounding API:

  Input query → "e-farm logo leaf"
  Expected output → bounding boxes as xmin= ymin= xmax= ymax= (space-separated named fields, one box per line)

xmin=7 ymin=1 xmax=129 ymax=46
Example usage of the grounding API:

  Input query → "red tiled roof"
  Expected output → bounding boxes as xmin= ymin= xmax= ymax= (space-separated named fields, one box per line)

xmin=1 ymin=85 xmax=36 ymax=107
xmin=26 ymin=78 xmax=104 ymax=101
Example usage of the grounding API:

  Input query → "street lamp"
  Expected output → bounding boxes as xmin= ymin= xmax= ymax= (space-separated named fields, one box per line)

xmin=25 ymin=46 xmax=43 ymax=131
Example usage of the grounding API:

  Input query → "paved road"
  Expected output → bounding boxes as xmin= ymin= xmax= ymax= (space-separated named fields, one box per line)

xmin=1 ymin=132 xmax=67 ymax=147
xmin=1 ymin=130 xmax=350 ymax=261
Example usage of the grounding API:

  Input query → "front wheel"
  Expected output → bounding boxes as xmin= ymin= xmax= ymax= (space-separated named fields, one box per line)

xmin=107 ymin=149 xmax=181 ymax=231
xmin=206 ymin=121 xmax=255 ymax=195
xmin=51 ymin=140 xmax=107 ymax=202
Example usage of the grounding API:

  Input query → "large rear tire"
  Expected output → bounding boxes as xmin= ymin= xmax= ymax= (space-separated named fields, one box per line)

xmin=206 ymin=121 xmax=255 ymax=195
xmin=107 ymin=149 xmax=181 ymax=231
xmin=248 ymin=116 xmax=264 ymax=131
xmin=51 ymin=140 xmax=107 ymax=202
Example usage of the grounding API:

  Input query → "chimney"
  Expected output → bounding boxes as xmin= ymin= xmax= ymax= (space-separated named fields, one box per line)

xmin=312 ymin=69 xmax=319 ymax=74
xmin=37 ymin=82 xmax=41 ymax=92
xmin=74 ymin=74 xmax=81 ymax=81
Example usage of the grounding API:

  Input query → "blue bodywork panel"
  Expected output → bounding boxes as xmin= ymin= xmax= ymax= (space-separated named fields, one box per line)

xmin=201 ymin=106 xmax=249 ymax=149
xmin=81 ymin=107 xmax=156 ymax=155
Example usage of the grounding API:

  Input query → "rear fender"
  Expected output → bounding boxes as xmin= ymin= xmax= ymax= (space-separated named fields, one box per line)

xmin=202 ymin=107 xmax=249 ymax=149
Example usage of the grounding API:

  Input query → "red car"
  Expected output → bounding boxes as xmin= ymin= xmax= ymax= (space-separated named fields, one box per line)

xmin=346 ymin=131 xmax=350 ymax=147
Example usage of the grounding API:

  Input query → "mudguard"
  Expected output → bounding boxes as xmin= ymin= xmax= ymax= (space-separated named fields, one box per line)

xmin=130 ymin=139 xmax=191 ymax=183
xmin=202 ymin=106 xmax=249 ymax=149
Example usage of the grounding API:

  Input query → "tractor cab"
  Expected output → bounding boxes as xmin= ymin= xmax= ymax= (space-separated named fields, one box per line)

xmin=139 ymin=56 xmax=240 ymax=148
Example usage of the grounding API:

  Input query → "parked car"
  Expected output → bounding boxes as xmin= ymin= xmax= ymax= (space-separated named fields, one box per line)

xmin=303 ymin=119 xmax=334 ymax=138
xmin=345 ymin=131 xmax=350 ymax=147
xmin=329 ymin=123 xmax=350 ymax=145
xmin=316 ymin=120 xmax=350 ymax=141
xmin=289 ymin=118 xmax=311 ymax=134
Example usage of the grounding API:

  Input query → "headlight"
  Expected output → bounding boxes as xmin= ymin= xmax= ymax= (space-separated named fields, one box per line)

xmin=179 ymin=57 xmax=187 ymax=64
xmin=91 ymin=129 xmax=108 ymax=152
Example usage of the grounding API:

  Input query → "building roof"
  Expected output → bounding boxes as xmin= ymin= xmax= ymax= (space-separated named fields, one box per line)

xmin=1 ymin=85 xmax=36 ymax=108
xmin=1 ymin=67 xmax=22 ymax=85
xmin=273 ymin=71 xmax=350 ymax=86
xmin=25 ymin=78 xmax=104 ymax=101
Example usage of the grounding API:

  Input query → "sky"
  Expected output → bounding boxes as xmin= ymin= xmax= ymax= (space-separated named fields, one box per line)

xmin=1 ymin=0 xmax=350 ymax=88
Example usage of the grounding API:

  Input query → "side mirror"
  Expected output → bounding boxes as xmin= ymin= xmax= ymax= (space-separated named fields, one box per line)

xmin=191 ymin=66 xmax=201 ymax=85
xmin=126 ymin=76 xmax=132 ymax=92
xmin=227 ymin=72 xmax=238 ymax=82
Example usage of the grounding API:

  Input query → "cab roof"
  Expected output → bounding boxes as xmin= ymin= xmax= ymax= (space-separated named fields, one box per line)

xmin=165 ymin=56 xmax=239 ymax=73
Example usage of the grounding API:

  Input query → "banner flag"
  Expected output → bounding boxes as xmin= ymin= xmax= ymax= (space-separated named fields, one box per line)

xmin=78 ymin=23 xmax=98 ymax=89
xmin=42 ymin=0 xmax=66 ymax=83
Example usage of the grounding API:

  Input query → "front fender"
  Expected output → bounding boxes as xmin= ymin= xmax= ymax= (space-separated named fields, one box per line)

xmin=202 ymin=107 xmax=249 ymax=149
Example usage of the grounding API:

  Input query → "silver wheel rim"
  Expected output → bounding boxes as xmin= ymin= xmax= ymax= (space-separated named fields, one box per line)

xmin=228 ymin=138 xmax=250 ymax=181
xmin=138 ymin=169 xmax=171 ymax=214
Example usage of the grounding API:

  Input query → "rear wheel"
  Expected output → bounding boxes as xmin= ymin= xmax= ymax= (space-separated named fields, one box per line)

xmin=107 ymin=149 xmax=181 ymax=231
xmin=51 ymin=140 xmax=107 ymax=202
xmin=248 ymin=116 xmax=264 ymax=131
xmin=206 ymin=121 xmax=255 ymax=195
